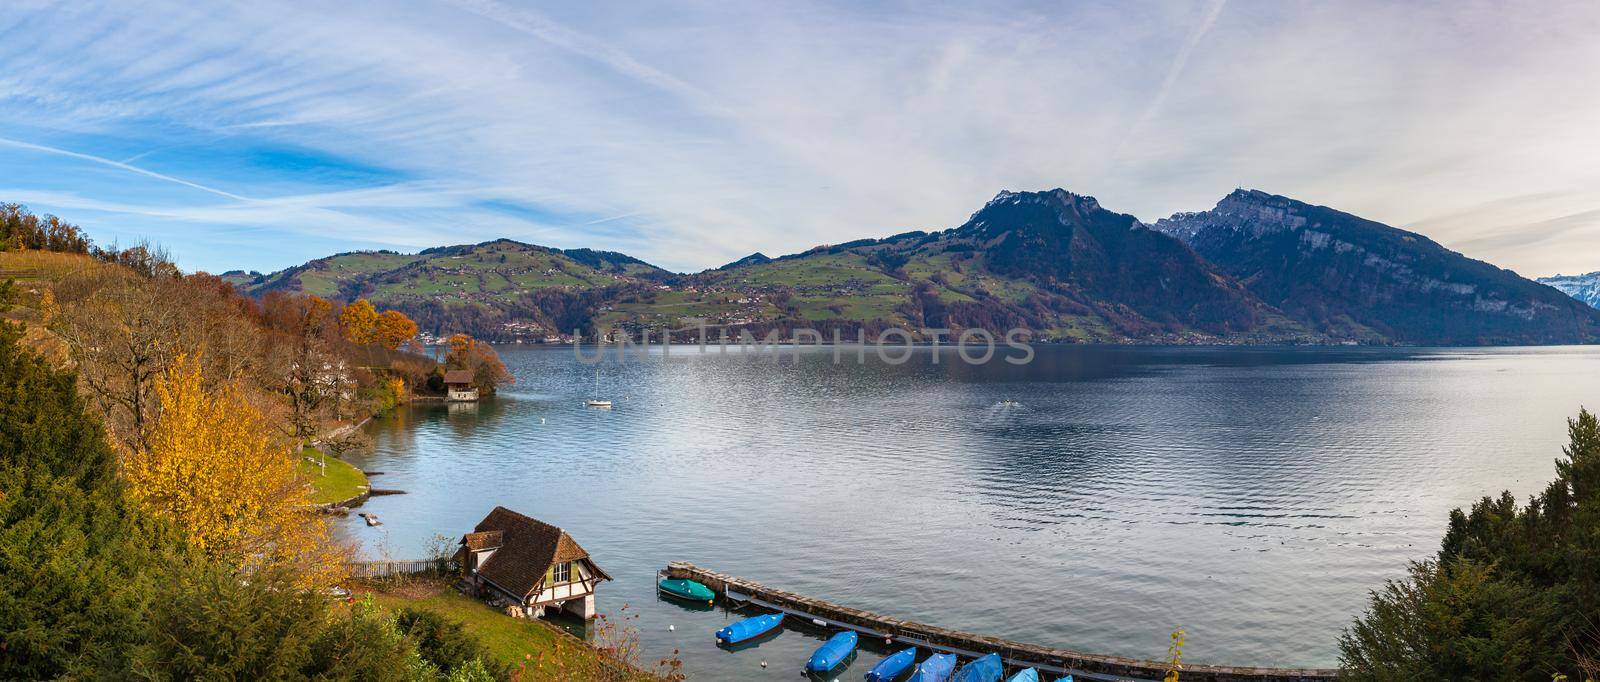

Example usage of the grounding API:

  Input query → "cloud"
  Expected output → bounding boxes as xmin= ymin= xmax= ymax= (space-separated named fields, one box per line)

xmin=441 ymin=0 xmax=722 ymax=113
xmin=1111 ymin=0 xmax=1228 ymax=165
xmin=1 ymin=0 xmax=1598 ymax=278
xmin=0 ymin=136 xmax=251 ymax=201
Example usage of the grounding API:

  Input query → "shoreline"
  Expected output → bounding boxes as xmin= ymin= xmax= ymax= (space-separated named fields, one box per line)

xmin=668 ymin=562 xmax=1339 ymax=681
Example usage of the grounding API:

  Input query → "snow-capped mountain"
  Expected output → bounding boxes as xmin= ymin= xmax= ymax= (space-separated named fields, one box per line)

xmin=1537 ymin=272 xmax=1600 ymax=309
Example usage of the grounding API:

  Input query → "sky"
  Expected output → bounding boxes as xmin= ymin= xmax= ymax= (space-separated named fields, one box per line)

xmin=2 ymin=0 xmax=1598 ymax=277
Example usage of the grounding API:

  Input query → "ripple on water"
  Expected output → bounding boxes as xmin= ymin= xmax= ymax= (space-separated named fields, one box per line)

xmin=337 ymin=344 xmax=1600 ymax=676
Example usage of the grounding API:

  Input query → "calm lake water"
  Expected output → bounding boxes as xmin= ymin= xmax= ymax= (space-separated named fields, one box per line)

xmin=338 ymin=344 xmax=1600 ymax=678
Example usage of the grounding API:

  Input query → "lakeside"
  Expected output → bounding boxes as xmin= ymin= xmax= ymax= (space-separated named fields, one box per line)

xmin=333 ymin=344 xmax=1600 ymax=675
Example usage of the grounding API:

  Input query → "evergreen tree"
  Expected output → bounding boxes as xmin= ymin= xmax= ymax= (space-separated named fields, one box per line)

xmin=0 ymin=320 xmax=158 ymax=677
xmin=1341 ymin=408 xmax=1600 ymax=680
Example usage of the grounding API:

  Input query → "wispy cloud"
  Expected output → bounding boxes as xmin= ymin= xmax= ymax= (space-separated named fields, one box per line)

xmin=0 ymin=136 xmax=252 ymax=201
xmin=1 ymin=1 xmax=1598 ymax=277
xmin=1110 ymin=0 xmax=1227 ymax=166
xmin=442 ymin=0 xmax=723 ymax=113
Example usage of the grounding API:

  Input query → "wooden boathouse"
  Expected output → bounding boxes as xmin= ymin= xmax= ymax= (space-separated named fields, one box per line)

xmin=459 ymin=507 xmax=611 ymax=619
xmin=443 ymin=369 xmax=479 ymax=401
xmin=664 ymin=561 xmax=1338 ymax=682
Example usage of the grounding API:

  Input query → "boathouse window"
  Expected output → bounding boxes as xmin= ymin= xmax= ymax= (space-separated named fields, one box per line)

xmin=552 ymin=562 xmax=572 ymax=583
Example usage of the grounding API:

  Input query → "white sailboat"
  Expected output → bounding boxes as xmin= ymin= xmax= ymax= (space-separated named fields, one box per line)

xmin=584 ymin=368 xmax=612 ymax=408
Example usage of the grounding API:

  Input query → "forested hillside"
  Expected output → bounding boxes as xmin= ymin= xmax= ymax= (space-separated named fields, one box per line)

xmin=245 ymin=189 xmax=1599 ymax=346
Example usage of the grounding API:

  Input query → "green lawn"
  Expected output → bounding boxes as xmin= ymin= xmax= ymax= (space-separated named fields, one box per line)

xmin=357 ymin=582 xmax=660 ymax=680
xmin=297 ymin=447 xmax=368 ymax=504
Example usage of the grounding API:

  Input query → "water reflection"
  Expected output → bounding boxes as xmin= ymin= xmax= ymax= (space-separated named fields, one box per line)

xmin=340 ymin=344 xmax=1600 ymax=676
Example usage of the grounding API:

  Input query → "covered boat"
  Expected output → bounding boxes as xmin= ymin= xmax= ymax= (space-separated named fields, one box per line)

xmin=910 ymin=653 xmax=956 ymax=682
xmin=714 ymin=613 xmax=784 ymax=645
xmin=805 ymin=630 xmax=858 ymax=672
xmin=954 ymin=653 xmax=1003 ymax=682
xmin=865 ymin=647 xmax=918 ymax=681
xmin=1004 ymin=669 xmax=1039 ymax=682
xmin=657 ymin=577 xmax=714 ymax=604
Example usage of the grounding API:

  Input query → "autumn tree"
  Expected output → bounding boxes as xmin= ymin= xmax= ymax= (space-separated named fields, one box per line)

xmin=52 ymin=267 xmax=266 ymax=450
xmin=0 ymin=202 xmax=92 ymax=253
xmin=443 ymin=333 xmax=514 ymax=394
xmin=123 ymin=354 xmax=345 ymax=585
xmin=374 ymin=308 xmax=419 ymax=350
xmin=262 ymin=292 xmax=343 ymax=439
xmin=52 ymin=268 xmax=187 ymax=450
xmin=339 ymin=298 xmax=379 ymax=345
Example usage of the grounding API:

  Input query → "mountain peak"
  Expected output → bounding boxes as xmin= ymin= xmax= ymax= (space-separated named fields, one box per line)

xmin=1215 ymin=188 xmax=1301 ymax=212
xmin=717 ymin=252 xmax=772 ymax=270
xmin=1156 ymin=188 xmax=1600 ymax=343
xmin=986 ymin=188 xmax=1102 ymax=213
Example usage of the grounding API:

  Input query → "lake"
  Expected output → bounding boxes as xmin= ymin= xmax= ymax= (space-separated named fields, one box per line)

xmin=337 ymin=344 xmax=1600 ymax=678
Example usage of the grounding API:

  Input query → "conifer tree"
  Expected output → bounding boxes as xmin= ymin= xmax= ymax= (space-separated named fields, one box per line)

xmin=0 ymin=320 xmax=157 ymax=678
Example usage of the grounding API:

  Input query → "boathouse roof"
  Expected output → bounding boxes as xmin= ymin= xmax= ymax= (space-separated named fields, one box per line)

xmin=465 ymin=506 xmax=611 ymax=598
xmin=443 ymin=369 xmax=474 ymax=385
xmin=462 ymin=530 xmax=502 ymax=551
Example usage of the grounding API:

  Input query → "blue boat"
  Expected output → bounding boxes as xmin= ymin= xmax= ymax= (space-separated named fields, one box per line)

xmin=909 ymin=653 xmax=956 ymax=682
xmin=806 ymin=630 xmax=859 ymax=672
xmin=954 ymin=653 xmax=1003 ymax=682
xmin=714 ymin=613 xmax=783 ymax=645
xmin=1005 ymin=669 xmax=1039 ymax=682
xmin=865 ymin=647 xmax=918 ymax=681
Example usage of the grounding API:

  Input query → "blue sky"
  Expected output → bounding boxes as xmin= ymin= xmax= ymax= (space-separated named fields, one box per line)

xmin=3 ymin=0 xmax=1598 ymax=277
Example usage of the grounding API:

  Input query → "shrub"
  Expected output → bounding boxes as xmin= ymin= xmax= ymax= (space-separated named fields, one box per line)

xmin=394 ymin=607 xmax=509 ymax=679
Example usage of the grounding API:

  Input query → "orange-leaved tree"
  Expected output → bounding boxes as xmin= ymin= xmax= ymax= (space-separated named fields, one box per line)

xmin=338 ymin=298 xmax=379 ymax=345
xmin=444 ymin=333 xmax=514 ymax=395
xmin=122 ymin=354 xmax=346 ymax=585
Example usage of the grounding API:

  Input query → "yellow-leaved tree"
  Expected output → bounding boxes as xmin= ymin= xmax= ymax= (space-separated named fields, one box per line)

xmin=123 ymin=354 xmax=346 ymax=586
xmin=338 ymin=298 xmax=379 ymax=345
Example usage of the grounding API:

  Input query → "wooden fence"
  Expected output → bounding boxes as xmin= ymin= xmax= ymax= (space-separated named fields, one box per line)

xmin=346 ymin=559 xmax=441 ymax=578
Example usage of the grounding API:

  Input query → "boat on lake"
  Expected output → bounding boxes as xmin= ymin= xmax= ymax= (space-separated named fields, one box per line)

xmin=910 ymin=652 xmax=956 ymax=682
xmin=584 ymin=368 xmax=612 ymax=407
xmin=714 ymin=612 xmax=783 ymax=645
xmin=806 ymin=630 xmax=858 ymax=672
xmin=865 ymin=647 xmax=917 ymax=681
xmin=1004 ymin=668 xmax=1039 ymax=682
xmin=954 ymin=653 xmax=1003 ymax=682
xmin=657 ymin=577 xmax=714 ymax=604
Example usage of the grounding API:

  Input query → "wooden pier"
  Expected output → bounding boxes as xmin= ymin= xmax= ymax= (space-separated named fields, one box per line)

xmin=664 ymin=561 xmax=1338 ymax=682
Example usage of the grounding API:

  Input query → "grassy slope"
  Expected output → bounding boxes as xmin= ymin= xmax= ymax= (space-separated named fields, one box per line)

xmin=702 ymin=251 xmax=914 ymax=321
xmin=241 ymin=237 xmax=1131 ymax=338
xmin=369 ymin=243 xmax=626 ymax=304
xmin=358 ymin=583 xmax=658 ymax=681
xmin=253 ymin=242 xmax=652 ymax=313
xmin=239 ymin=237 xmax=1272 ymax=341
xmin=297 ymin=447 xmax=368 ymax=504
xmin=0 ymin=250 xmax=122 ymax=361
xmin=257 ymin=251 xmax=421 ymax=298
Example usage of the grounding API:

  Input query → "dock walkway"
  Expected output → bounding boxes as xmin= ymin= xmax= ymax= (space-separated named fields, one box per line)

xmin=664 ymin=561 xmax=1338 ymax=682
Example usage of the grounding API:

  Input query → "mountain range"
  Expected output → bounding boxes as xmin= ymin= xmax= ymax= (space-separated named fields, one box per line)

xmin=223 ymin=188 xmax=1600 ymax=345
xmin=1536 ymin=272 xmax=1600 ymax=310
